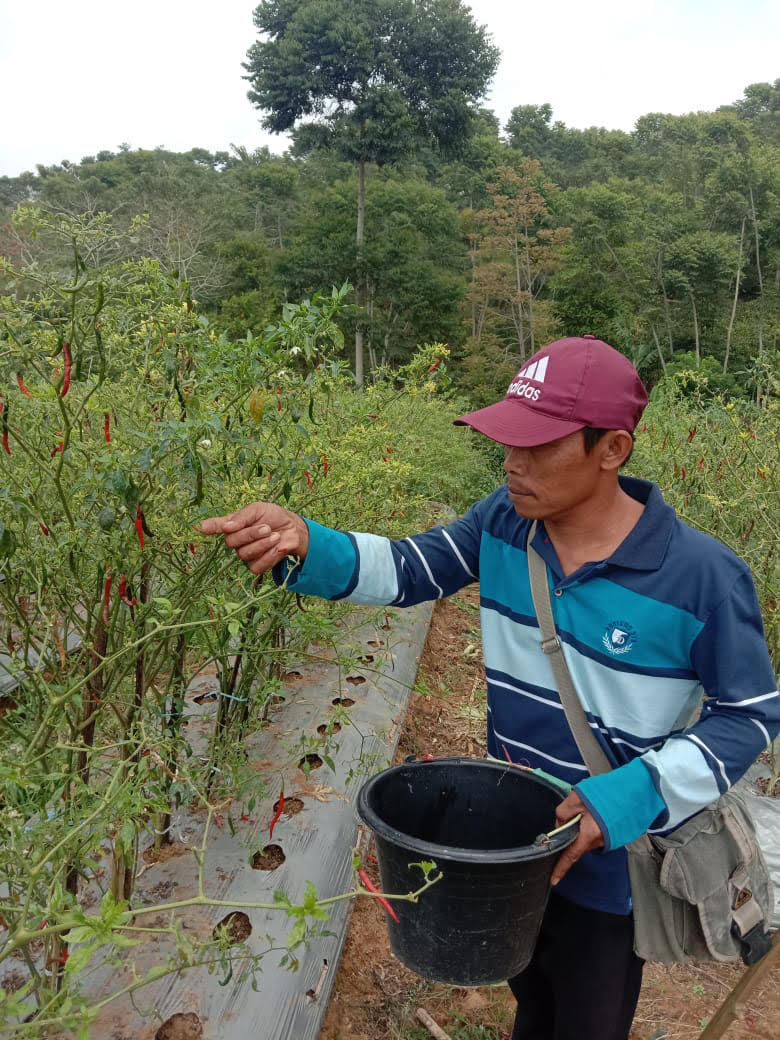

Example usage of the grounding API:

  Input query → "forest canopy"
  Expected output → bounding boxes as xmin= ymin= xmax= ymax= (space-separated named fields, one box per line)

xmin=1 ymin=67 xmax=778 ymax=403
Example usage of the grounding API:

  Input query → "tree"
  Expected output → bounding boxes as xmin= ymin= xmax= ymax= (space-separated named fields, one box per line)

xmin=244 ymin=0 xmax=499 ymax=384
xmin=276 ymin=170 xmax=466 ymax=362
xmin=470 ymin=162 xmax=570 ymax=361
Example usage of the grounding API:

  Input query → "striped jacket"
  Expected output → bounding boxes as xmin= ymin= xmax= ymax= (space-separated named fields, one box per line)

xmin=274 ymin=477 xmax=779 ymax=913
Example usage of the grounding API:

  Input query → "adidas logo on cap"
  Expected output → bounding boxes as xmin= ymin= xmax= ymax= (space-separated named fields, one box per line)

xmin=507 ymin=355 xmax=549 ymax=401
xmin=518 ymin=357 xmax=549 ymax=382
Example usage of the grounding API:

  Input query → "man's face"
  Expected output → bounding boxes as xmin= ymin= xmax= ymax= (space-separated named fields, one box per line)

xmin=502 ymin=431 xmax=603 ymax=521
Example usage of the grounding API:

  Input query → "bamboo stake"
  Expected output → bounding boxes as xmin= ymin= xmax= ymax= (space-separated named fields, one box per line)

xmin=697 ymin=930 xmax=780 ymax=1039
xmin=415 ymin=1007 xmax=453 ymax=1040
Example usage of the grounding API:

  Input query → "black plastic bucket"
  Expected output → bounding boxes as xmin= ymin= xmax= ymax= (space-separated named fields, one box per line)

xmin=356 ymin=757 xmax=578 ymax=986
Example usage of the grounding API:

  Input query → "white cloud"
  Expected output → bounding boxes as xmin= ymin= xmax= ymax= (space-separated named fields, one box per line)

xmin=1 ymin=0 xmax=777 ymax=177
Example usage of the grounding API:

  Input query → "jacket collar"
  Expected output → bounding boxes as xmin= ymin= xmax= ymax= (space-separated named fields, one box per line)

xmin=531 ymin=477 xmax=676 ymax=575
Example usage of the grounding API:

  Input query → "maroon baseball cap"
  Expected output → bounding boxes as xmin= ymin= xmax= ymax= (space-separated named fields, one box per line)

xmin=455 ymin=336 xmax=648 ymax=447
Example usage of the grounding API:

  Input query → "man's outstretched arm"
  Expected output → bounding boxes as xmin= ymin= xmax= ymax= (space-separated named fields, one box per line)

xmin=200 ymin=493 xmax=494 ymax=606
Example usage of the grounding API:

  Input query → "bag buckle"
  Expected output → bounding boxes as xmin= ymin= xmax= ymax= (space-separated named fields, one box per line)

xmin=733 ymin=921 xmax=772 ymax=966
xmin=541 ymin=636 xmax=561 ymax=655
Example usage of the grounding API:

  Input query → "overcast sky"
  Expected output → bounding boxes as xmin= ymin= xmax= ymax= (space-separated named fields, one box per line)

xmin=1 ymin=0 xmax=778 ymax=177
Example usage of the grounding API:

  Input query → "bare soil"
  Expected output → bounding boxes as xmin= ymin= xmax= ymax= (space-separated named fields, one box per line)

xmin=320 ymin=587 xmax=780 ymax=1040
xmin=154 ymin=1012 xmax=203 ymax=1040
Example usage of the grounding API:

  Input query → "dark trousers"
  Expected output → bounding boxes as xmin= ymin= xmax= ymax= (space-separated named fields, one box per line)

xmin=508 ymin=891 xmax=644 ymax=1040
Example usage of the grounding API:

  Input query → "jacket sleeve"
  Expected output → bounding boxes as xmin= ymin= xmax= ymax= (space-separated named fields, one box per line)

xmin=576 ymin=569 xmax=779 ymax=851
xmin=272 ymin=496 xmax=493 ymax=606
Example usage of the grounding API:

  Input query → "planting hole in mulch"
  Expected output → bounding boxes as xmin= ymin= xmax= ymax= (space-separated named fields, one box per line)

xmin=299 ymin=753 xmax=323 ymax=772
xmin=332 ymin=697 xmax=355 ymax=707
xmin=284 ymin=670 xmax=303 ymax=679
xmin=155 ymin=1012 xmax=203 ymax=1040
xmin=345 ymin=675 xmax=366 ymax=686
xmin=212 ymin=910 xmax=252 ymax=946
xmin=270 ymin=694 xmax=287 ymax=705
xmin=275 ymin=795 xmax=304 ymax=815
xmin=358 ymin=654 xmax=374 ymax=664
xmin=317 ymin=721 xmax=342 ymax=735
xmin=142 ymin=841 xmax=189 ymax=865
xmin=367 ymin=639 xmax=383 ymax=648
xmin=193 ymin=690 xmax=217 ymax=704
xmin=251 ymin=845 xmax=286 ymax=870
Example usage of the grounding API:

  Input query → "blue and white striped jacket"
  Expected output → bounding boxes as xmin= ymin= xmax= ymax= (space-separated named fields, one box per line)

xmin=274 ymin=477 xmax=779 ymax=913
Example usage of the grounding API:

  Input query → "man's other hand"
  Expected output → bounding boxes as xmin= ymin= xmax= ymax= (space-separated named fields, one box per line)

xmin=550 ymin=790 xmax=606 ymax=885
xmin=199 ymin=502 xmax=310 ymax=576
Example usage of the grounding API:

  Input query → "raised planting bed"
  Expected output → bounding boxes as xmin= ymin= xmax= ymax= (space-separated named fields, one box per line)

xmin=56 ymin=600 xmax=434 ymax=1039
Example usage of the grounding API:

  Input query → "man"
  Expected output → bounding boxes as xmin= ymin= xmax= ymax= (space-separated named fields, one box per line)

xmin=201 ymin=336 xmax=779 ymax=1040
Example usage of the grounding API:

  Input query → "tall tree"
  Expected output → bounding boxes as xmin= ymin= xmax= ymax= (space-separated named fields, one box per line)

xmin=244 ymin=0 xmax=499 ymax=384
xmin=471 ymin=162 xmax=570 ymax=360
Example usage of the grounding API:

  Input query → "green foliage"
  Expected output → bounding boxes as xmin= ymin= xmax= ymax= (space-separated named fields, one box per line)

xmin=0 ymin=212 xmax=491 ymax=1035
xmin=662 ymin=352 xmax=749 ymax=400
xmin=630 ymin=376 xmax=778 ymax=667
xmin=245 ymin=0 xmax=500 ymax=162
xmin=276 ymin=171 xmax=467 ymax=360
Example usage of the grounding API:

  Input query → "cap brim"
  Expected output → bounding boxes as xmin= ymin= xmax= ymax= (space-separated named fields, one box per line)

xmin=454 ymin=398 xmax=586 ymax=447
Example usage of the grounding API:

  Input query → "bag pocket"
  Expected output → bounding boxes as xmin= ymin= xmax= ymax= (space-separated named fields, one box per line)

xmin=628 ymin=791 xmax=773 ymax=963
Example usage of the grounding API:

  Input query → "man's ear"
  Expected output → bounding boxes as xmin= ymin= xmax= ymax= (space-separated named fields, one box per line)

xmin=599 ymin=430 xmax=633 ymax=471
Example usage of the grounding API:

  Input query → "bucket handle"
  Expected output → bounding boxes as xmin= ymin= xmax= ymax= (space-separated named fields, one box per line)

xmin=535 ymin=813 xmax=582 ymax=846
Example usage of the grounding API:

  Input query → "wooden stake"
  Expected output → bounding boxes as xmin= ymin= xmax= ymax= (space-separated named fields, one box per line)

xmin=414 ymin=1007 xmax=453 ymax=1040
xmin=697 ymin=930 xmax=780 ymax=1039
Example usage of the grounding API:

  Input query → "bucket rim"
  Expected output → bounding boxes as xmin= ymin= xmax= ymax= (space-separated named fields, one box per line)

xmin=356 ymin=756 xmax=579 ymax=864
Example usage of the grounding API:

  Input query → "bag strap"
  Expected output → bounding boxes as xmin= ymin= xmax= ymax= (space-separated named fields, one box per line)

xmin=526 ymin=520 xmax=611 ymax=777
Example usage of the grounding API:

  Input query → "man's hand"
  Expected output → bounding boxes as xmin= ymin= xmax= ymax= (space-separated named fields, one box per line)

xmin=199 ymin=502 xmax=310 ymax=576
xmin=550 ymin=790 xmax=605 ymax=886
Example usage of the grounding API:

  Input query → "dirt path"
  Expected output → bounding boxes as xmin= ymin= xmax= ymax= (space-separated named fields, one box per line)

xmin=320 ymin=588 xmax=780 ymax=1040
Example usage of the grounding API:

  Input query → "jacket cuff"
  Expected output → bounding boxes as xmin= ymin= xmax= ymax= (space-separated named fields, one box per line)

xmin=575 ymin=757 xmax=666 ymax=852
xmin=271 ymin=519 xmax=357 ymax=600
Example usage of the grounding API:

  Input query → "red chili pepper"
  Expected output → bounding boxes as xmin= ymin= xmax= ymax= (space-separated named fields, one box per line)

xmin=16 ymin=373 xmax=33 ymax=398
xmin=135 ymin=506 xmax=145 ymax=551
xmin=118 ymin=576 xmax=137 ymax=608
xmin=39 ymin=523 xmax=50 ymax=536
xmin=697 ymin=457 xmax=705 ymax=471
xmin=19 ymin=595 xmax=27 ymax=612
xmin=640 ymin=424 xmax=647 ymax=432
xmin=358 ymin=868 xmax=400 ymax=923
xmin=304 ymin=470 xmax=313 ymax=490
xmin=61 ymin=343 xmax=72 ymax=398
xmin=687 ymin=427 xmax=697 ymax=442
xmin=188 ymin=543 xmax=197 ymax=555
xmin=428 ymin=358 xmax=441 ymax=373
xmin=323 ymin=454 xmax=329 ymax=478
xmin=680 ymin=466 xmax=687 ymax=480
xmin=104 ymin=412 xmax=111 ymax=443
xmin=269 ymin=790 xmax=284 ymax=841
xmin=103 ymin=574 xmax=113 ymax=609
xmin=51 ymin=441 xmax=64 ymax=457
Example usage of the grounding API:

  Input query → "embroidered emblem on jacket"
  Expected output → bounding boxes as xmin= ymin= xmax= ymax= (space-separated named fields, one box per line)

xmin=602 ymin=621 xmax=637 ymax=655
